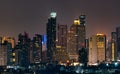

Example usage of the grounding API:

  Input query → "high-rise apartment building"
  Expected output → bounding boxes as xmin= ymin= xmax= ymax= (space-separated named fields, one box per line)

xmin=106 ymin=40 xmax=112 ymax=62
xmin=67 ymin=15 xmax=86 ymax=61
xmin=111 ymin=32 xmax=117 ymax=61
xmin=89 ymin=34 xmax=106 ymax=65
xmin=14 ymin=32 xmax=31 ymax=67
xmin=56 ymin=24 xmax=69 ymax=62
xmin=32 ymin=34 xmax=42 ymax=63
xmin=46 ymin=12 xmax=57 ymax=61
xmin=57 ymin=25 xmax=67 ymax=48
xmin=0 ymin=41 xmax=12 ymax=66
xmin=0 ymin=36 xmax=14 ymax=66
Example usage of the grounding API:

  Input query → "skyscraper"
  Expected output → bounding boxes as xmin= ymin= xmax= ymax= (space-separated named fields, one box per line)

xmin=67 ymin=15 xmax=86 ymax=61
xmin=111 ymin=32 xmax=117 ymax=61
xmin=46 ymin=12 xmax=57 ymax=61
xmin=57 ymin=24 xmax=67 ymax=49
xmin=0 ymin=41 xmax=12 ymax=66
xmin=89 ymin=34 xmax=106 ymax=65
xmin=32 ymin=34 xmax=42 ymax=63
xmin=106 ymin=40 xmax=112 ymax=62
xmin=14 ymin=32 xmax=31 ymax=67
xmin=116 ymin=27 xmax=120 ymax=60
xmin=0 ymin=36 xmax=15 ymax=66
xmin=56 ymin=24 xmax=69 ymax=62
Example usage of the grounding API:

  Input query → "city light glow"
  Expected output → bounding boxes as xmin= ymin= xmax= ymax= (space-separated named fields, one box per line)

xmin=74 ymin=19 xmax=80 ymax=25
xmin=50 ymin=12 xmax=57 ymax=18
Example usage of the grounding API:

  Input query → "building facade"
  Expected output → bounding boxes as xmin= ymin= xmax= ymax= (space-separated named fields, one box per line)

xmin=32 ymin=34 xmax=42 ymax=63
xmin=56 ymin=24 xmax=69 ymax=63
xmin=111 ymin=32 xmax=117 ymax=61
xmin=0 ymin=41 xmax=13 ymax=66
xmin=106 ymin=40 xmax=112 ymax=62
xmin=14 ymin=32 xmax=31 ymax=67
xmin=89 ymin=34 xmax=106 ymax=65
xmin=46 ymin=12 xmax=57 ymax=61
xmin=67 ymin=16 xmax=86 ymax=61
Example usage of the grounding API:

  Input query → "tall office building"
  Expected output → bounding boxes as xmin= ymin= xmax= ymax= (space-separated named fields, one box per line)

xmin=111 ymin=32 xmax=117 ymax=61
xmin=67 ymin=15 xmax=86 ymax=61
xmin=14 ymin=32 xmax=31 ymax=67
xmin=89 ymin=34 xmax=106 ymax=65
xmin=116 ymin=27 xmax=120 ymax=60
xmin=0 ymin=36 xmax=14 ymax=66
xmin=57 ymin=24 xmax=67 ymax=49
xmin=106 ymin=40 xmax=112 ymax=62
xmin=56 ymin=24 xmax=69 ymax=62
xmin=46 ymin=12 xmax=57 ymax=61
xmin=32 ymin=34 xmax=42 ymax=63
xmin=0 ymin=41 xmax=13 ymax=66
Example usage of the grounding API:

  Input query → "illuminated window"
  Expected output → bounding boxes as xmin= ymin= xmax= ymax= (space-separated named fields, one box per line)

xmin=97 ymin=42 xmax=104 ymax=48
xmin=13 ymin=58 xmax=15 ymax=62
xmin=74 ymin=19 xmax=80 ymax=25
xmin=12 ymin=53 xmax=15 ymax=56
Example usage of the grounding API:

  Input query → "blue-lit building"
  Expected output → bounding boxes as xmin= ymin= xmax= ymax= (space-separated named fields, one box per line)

xmin=46 ymin=12 xmax=57 ymax=62
xmin=42 ymin=34 xmax=47 ymax=43
xmin=42 ymin=35 xmax=47 ymax=62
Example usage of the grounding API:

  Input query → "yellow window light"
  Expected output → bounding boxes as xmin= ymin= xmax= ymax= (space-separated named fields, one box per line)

xmin=74 ymin=19 xmax=80 ymax=25
xmin=12 ymin=53 xmax=15 ymax=56
xmin=13 ymin=58 xmax=15 ymax=62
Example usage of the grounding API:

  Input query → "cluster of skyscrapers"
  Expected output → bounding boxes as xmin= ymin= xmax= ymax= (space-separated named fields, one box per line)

xmin=0 ymin=12 xmax=120 ymax=68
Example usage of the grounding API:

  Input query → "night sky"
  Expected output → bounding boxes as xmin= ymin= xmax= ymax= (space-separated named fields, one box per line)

xmin=0 ymin=0 xmax=120 ymax=40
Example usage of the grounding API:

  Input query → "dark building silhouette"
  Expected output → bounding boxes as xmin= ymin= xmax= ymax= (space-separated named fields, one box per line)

xmin=46 ymin=12 xmax=57 ymax=61
xmin=79 ymin=14 xmax=86 ymax=26
xmin=116 ymin=27 xmax=120 ymax=60
xmin=32 ymin=34 xmax=42 ymax=63
xmin=14 ymin=32 xmax=31 ymax=68
xmin=78 ymin=48 xmax=88 ymax=66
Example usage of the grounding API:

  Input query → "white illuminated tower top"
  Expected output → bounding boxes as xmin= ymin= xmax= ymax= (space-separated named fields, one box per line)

xmin=50 ymin=12 xmax=57 ymax=18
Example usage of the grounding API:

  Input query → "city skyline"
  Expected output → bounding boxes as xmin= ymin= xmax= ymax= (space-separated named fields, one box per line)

xmin=0 ymin=0 xmax=120 ymax=40
xmin=0 ymin=1 xmax=120 ymax=73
